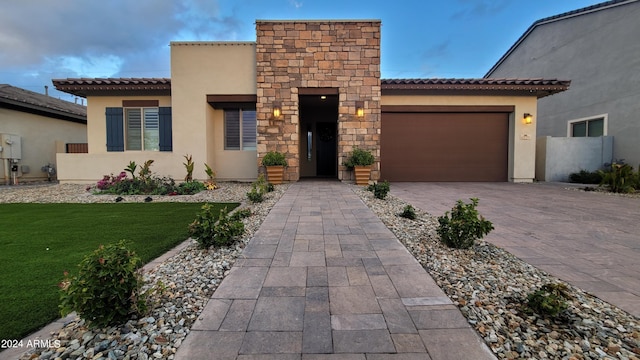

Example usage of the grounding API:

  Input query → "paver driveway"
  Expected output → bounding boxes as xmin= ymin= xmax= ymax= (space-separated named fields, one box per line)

xmin=392 ymin=182 xmax=640 ymax=317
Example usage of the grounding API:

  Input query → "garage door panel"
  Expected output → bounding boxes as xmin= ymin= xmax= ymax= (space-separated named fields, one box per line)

xmin=381 ymin=112 xmax=508 ymax=181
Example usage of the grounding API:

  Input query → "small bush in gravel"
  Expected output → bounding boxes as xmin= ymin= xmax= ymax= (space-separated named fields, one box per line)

xmin=599 ymin=162 xmax=638 ymax=193
xmin=367 ymin=180 xmax=390 ymax=200
xmin=247 ymin=184 xmax=264 ymax=203
xmin=568 ymin=169 xmax=602 ymax=184
xmin=398 ymin=204 xmax=417 ymax=220
xmin=230 ymin=208 xmax=252 ymax=221
xmin=525 ymin=283 xmax=570 ymax=318
xmin=437 ymin=198 xmax=493 ymax=249
xmin=189 ymin=205 xmax=244 ymax=248
xmin=59 ymin=240 xmax=146 ymax=328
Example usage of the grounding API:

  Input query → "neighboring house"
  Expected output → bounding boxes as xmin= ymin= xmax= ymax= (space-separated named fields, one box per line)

xmin=0 ymin=84 xmax=87 ymax=184
xmin=485 ymin=0 xmax=640 ymax=180
xmin=53 ymin=20 xmax=568 ymax=184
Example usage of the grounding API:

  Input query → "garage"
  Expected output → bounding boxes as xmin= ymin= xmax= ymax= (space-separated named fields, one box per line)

xmin=381 ymin=107 xmax=510 ymax=181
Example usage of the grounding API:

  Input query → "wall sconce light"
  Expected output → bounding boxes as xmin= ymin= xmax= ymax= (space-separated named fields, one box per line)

xmin=524 ymin=113 xmax=533 ymax=124
xmin=272 ymin=102 xmax=282 ymax=118
xmin=356 ymin=101 xmax=364 ymax=118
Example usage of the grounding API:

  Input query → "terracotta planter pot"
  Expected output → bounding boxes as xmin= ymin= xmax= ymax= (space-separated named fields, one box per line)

xmin=265 ymin=165 xmax=285 ymax=184
xmin=354 ymin=165 xmax=372 ymax=186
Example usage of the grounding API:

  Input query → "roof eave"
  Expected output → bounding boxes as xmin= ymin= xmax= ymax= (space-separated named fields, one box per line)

xmin=0 ymin=98 xmax=87 ymax=123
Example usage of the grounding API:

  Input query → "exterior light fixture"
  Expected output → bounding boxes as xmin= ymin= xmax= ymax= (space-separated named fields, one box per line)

xmin=273 ymin=102 xmax=282 ymax=118
xmin=524 ymin=113 xmax=533 ymax=124
xmin=356 ymin=101 xmax=364 ymax=117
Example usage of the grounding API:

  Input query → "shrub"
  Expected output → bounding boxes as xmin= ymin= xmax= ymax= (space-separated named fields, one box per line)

xmin=344 ymin=147 xmax=375 ymax=168
xmin=177 ymin=181 xmax=205 ymax=195
xmin=96 ymin=172 xmax=128 ymax=191
xmin=399 ymin=204 xmax=417 ymax=220
xmin=59 ymin=240 xmax=146 ymax=328
xmin=262 ymin=151 xmax=288 ymax=167
xmin=568 ymin=169 xmax=602 ymax=184
xmin=367 ymin=180 xmax=390 ymax=200
xmin=247 ymin=184 xmax=264 ymax=203
xmin=125 ymin=161 xmax=138 ymax=180
xmin=599 ymin=162 xmax=637 ymax=193
xmin=230 ymin=208 xmax=252 ymax=222
xmin=188 ymin=205 xmax=245 ymax=248
xmin=525 ymin=283 xmax=570 ymax=318
xmin=437 ymin=198 xmax=494 ymax=249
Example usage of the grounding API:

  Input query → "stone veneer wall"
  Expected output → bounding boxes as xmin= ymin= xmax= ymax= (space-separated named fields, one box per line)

xmin=256 ymin=20 xmax=381 ymax=181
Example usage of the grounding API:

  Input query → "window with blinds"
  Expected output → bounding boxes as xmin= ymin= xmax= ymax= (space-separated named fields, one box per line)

xmin=225 ymin=109 xmax=256 ymax=150
xmin=125 ymin=108 xmax=160 ymax=151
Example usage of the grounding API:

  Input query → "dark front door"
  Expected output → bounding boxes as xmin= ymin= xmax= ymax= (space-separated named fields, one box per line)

xmin=316 ymin=122 xmax=337 ymax=177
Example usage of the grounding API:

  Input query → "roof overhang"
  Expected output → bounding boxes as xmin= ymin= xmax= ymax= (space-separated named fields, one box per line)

xmin=381 ymin=78 xmax=570 ymax=98
xmin=53 ymin=78 xmax=171 ymax=98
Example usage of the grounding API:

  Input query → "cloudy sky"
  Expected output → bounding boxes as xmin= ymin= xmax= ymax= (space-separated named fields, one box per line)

xmin=1 ymin=0 xmax=602 ymax=102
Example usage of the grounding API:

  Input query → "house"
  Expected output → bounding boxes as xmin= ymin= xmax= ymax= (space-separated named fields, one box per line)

xmin=0 ymin=84 xmax=87 ymax=184
xmin=53 ymin=20 xmax=568 ymax=184
xmin=485 ymin=0 xmax=640 ymax=180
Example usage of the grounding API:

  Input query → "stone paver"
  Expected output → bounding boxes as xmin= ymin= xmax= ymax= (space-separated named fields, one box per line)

xmin=176 ymin=181 xmax=496 ymax=360
xmin=392 ymin=182 xmax=640 ymax=317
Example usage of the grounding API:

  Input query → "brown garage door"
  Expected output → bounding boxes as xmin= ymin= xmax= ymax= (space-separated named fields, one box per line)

xmin=381 ymin=111 xmax=509 ymax=181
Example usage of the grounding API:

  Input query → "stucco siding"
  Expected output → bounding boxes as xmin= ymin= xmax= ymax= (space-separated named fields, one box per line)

xmin=487 ymin=1 xmax=640 ymax=167
xmin=1 ymin=108 xmax=86 ymax=182
xmin=171 ymin=42 xmax=257 ymax=180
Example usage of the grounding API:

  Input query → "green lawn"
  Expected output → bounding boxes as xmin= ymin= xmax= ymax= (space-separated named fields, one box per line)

xmin=0 ymin=202 xmax=238 ymax=341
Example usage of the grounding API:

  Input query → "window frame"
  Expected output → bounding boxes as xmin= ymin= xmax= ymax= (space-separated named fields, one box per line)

xmin=567 ymin=114 xmax=608 ymax=137
xmin=124 ymin=106 xmax=160 ymax=151
xmin=224 ymin=108 xmax=257 ymax=151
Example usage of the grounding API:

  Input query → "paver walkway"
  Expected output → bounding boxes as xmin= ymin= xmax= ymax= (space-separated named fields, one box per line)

xmin=176 ymin=181 xmax=495 ymax=360
xmin=392 ymin=182 xmax=640 ymax=318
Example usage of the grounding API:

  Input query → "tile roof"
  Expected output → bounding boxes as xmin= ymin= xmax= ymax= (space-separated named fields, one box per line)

xmin=0 ymin=84 xmax=87 ymax=123
xmin=485 ymin=0 xmax=638 ymax=77
xmin=53 ymin=77 xmax=569 ymax=99
xmin=53 ymin=78 xmax=171 ymax=97
xmin=381 ymin=78 xmax=570 ymax=98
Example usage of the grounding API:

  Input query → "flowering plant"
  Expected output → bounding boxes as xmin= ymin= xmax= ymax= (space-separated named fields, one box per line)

xmin=96 ymin=172 xmax=128 ymax=190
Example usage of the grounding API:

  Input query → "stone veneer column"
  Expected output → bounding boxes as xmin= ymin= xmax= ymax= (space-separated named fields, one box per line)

xmin=256 ymin=20 xmax=381 ymax=181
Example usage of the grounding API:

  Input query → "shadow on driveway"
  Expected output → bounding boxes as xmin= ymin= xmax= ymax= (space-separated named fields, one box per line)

xmin=392 ymin=182 xmax=640 ymax=317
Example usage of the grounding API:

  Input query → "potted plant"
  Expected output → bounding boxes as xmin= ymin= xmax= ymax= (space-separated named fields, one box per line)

xmin=262 ymin=151 xmax=287 ymax=184
xmin=344 ymin=147 xmax=375 ymax=185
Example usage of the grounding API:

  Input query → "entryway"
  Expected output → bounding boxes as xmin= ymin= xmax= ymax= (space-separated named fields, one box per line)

xmin=299 ymin=92 xmax=339 ymax=179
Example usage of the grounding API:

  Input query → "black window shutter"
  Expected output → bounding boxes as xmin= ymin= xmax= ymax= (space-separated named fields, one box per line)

xmin=159 ymin=107 xmax=173 ymax=151
xmin=106 ymin=107 xmax=124 ymax=152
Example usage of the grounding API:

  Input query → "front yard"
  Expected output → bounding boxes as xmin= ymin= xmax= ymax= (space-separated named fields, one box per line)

xmin=0 ymin=202 xmax=237 ymax=341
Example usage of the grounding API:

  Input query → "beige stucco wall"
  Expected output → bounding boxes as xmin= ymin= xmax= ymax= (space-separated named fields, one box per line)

xmin=57 ymin=95 xmax=181 ymax=183
xmin=171 ymin=41 xmax=257 ymax=181
xmin=381 ymin=94 xmax=538 ymax=182
xmin=57 ymin=42 xmax=259 ymax=183
xmin=0 ymin=107 xmax=86 ymax=183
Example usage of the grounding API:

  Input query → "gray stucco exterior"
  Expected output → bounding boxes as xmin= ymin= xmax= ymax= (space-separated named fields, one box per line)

xmin=486 ymin=0 xmax=640 ymax=169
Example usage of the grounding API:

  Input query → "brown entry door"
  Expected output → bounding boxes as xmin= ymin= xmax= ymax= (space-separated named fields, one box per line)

xmin=381 ymin=112 xmax=509 ymax=181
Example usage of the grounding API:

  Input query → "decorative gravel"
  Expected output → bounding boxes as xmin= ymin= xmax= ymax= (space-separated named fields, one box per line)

xmin=354 ymin=186 xmax=640 ymax=360
xmin=4 ymin=182 xmax=639 ymax=360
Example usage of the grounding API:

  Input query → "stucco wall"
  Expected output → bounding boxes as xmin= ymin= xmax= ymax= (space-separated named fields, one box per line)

xmin=0 ymin=107 xmax=86 ymax=183
xmin=381 ymin=95 xmax=538 ymax=182
xmin=487 ymin=1 xmax=640 ymax=168
xmin=171 ymin=42 xmax=257 ymax=181
xmin=536 ymin=136 xmax=613 ymax=182
xmin=58 ymin=43 xmax=259 ymax=183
